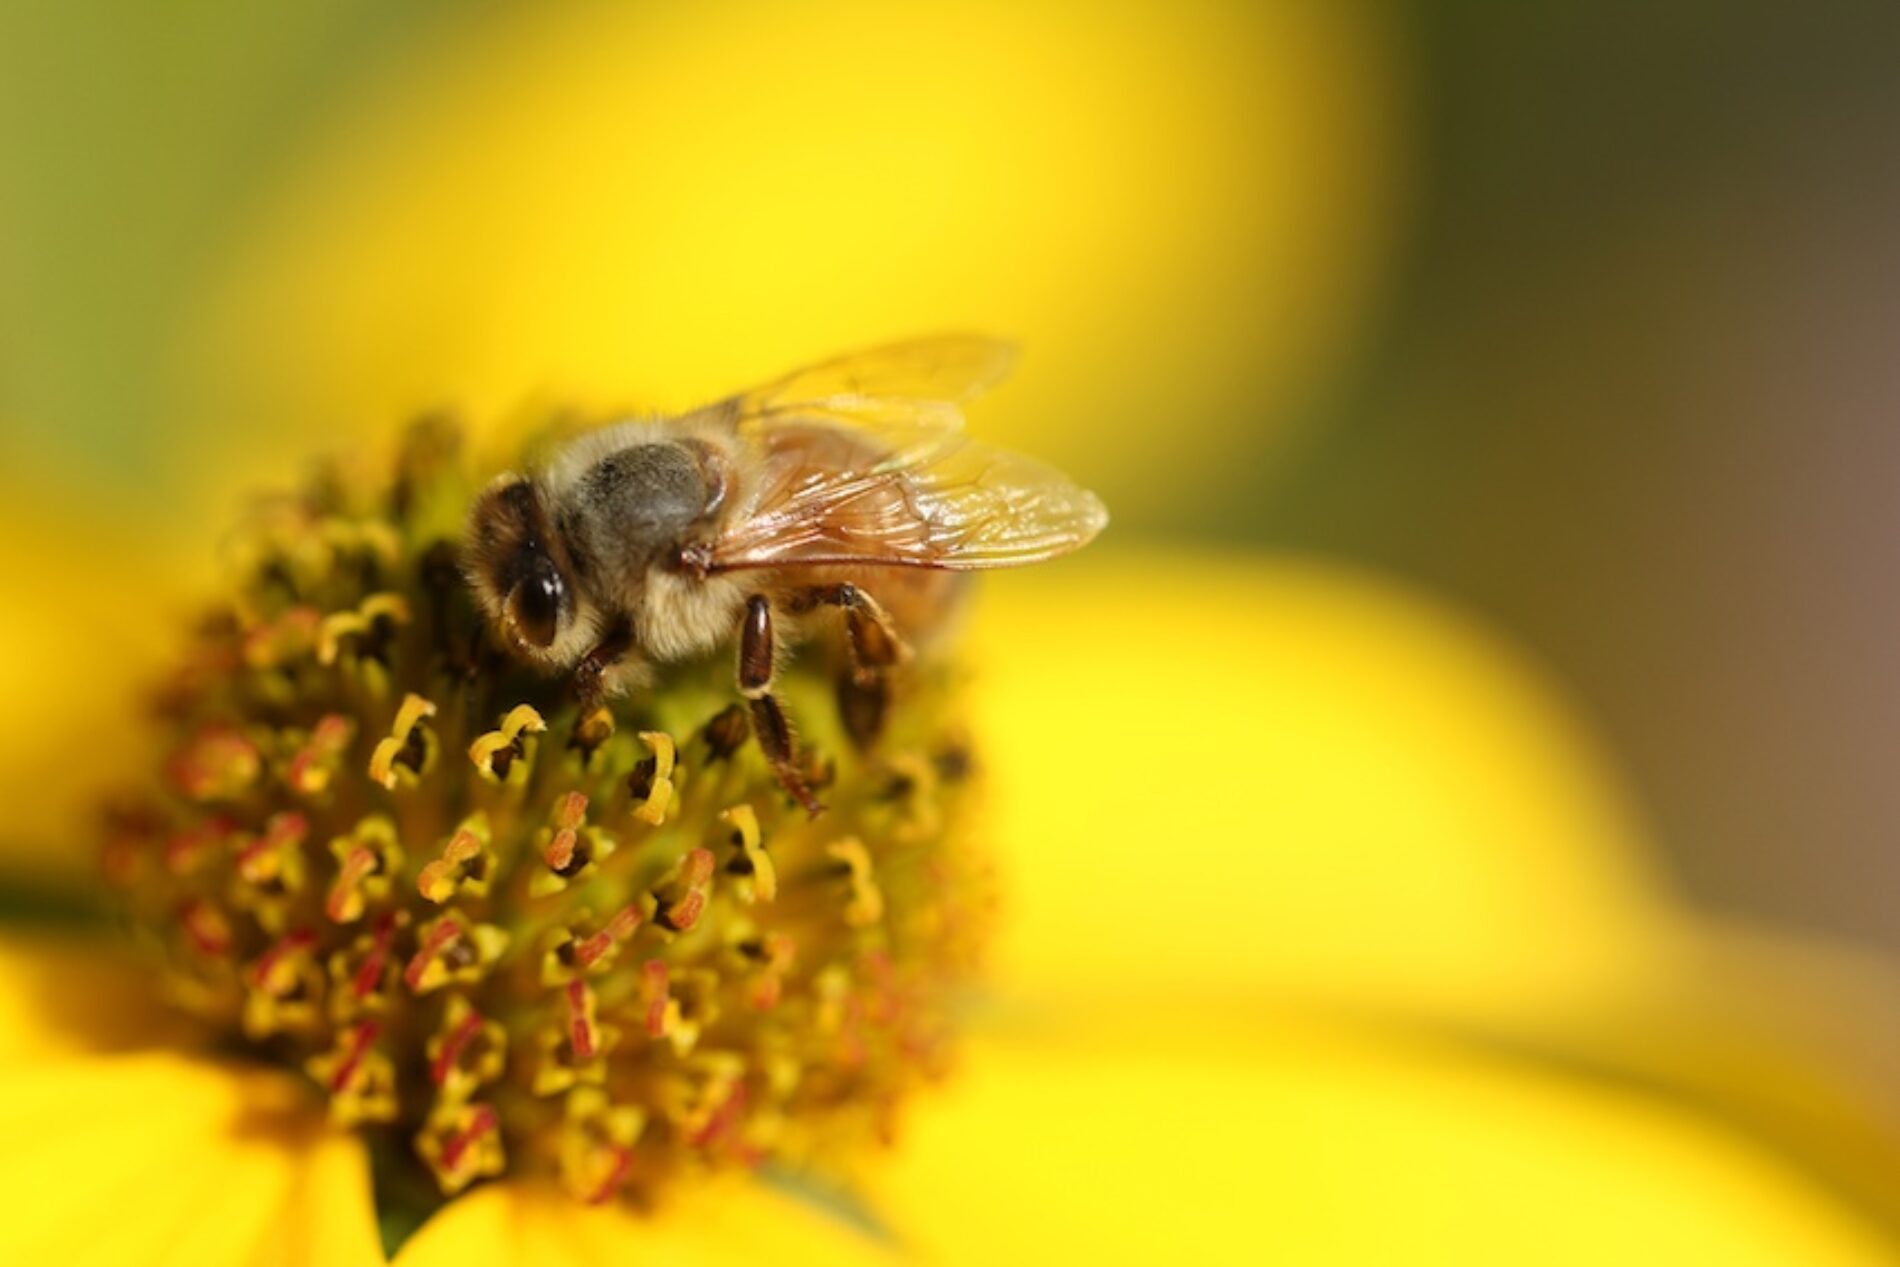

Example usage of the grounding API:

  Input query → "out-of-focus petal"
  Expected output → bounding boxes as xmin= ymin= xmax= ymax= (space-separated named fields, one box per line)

xmin=394 ymin=1174 xmax=895 ymax=1267
xmin=969 ymin=548 xmax=1680 ymax=1015
xmin=250 ymin=1132 xmax=387 ymax=1267
xmin=0 ymin=935 xmax=198 ymax=1058
xmin=863 ymin=1025 xmax=1894 ymax=1266
xmin=0 ymin=1053 xmax=379 ymax=1267
xmin=187 ymin=1 xmax=1402 ymax=521
xmin=0 ymin=937 xmax=383 ymax=1266
xmin=0 ymin=493 xmax=199 ymax=876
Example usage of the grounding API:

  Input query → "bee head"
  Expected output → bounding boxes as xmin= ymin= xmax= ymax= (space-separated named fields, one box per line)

xmin=465 ymin=474 xmax=576 ymax=655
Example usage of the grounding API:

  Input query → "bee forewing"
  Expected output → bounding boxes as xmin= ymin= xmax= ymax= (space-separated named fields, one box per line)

xmin=706 ymin=425 xmax=1107 ymax=573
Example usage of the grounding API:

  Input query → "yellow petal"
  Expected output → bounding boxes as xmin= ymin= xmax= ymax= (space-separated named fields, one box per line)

xmin=968 ymin=547 xmax=1681 ymax=1014
xmin=0 ymin=1053 xmax=379 ymax=1267
xmin=394 ymin=1174 xmax=895 ymax=1267
xmin=0 ymin=938 xmax=382 ymax=1265
xmin=251 ymin=1131 xmax=387 ymax=1267
xmin=865 ymin=1025 xmax=1894 ymax=1266
xmin=187 ymin=0 xmax=1402 ymax=522
xmin=0 ymin=492 xmax=197 ymax=875
xmin=0 ymin=934 xmax=201 ymax=1059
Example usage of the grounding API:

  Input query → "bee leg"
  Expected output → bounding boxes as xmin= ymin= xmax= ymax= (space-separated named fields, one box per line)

xmin=572 ymin=619 xmax=634 ymax=709
xmin=834 ymin=671 xmax=889 ymax=753
xmin=739 ymin=595 xmax=826 ymax=816
xmin=790 ymin=583 xmax=909 ymax=686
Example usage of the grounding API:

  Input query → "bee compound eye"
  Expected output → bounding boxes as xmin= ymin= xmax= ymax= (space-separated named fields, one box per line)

xmin=510 ymin=567 xmax=565 ymax=649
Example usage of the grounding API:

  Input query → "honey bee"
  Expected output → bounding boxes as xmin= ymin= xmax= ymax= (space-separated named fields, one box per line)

xmin=464 ymin=335 xmax=1107 ymax=812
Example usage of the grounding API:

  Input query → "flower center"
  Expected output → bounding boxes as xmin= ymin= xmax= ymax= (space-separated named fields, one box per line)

xmin=101 ymin=422 xmax=990 ymax=1203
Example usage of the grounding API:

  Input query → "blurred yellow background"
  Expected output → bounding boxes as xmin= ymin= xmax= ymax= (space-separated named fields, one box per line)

xmin=8 ymin=1 xmax=1900 ymax=1262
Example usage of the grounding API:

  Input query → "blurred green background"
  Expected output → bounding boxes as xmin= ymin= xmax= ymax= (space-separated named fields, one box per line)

xmin=3 ymin=2 xmax=1899 ymax=960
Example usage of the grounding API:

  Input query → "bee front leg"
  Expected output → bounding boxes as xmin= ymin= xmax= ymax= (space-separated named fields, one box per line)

xmin=739 ymin=595 xmax=825 ymax=816
xmin=573 ymin=619 xmax=633 ymax=710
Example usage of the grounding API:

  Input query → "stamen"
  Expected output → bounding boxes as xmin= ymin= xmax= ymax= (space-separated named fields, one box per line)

xmin=631 ymin=731 xmax=677 ymax=824
xmin=325 ymin=1020 xmax=380 ymax=1093
xmin=642 ymin=959 xmax=673 ymax=1039
xmin=826 ymin=838 xmax=886 ymax=927
xmin=241 ymin=604 xmax=321 ymax=670
xmin=164 ymin=816 xmax=236 ymax=877
xmin=539 ymin=792 xmax=591 ymax=877
xmin=328 ymin=910 xmax=406 ymax=1020
xmin=244 ymin=928 xmax=323 ymax=1038
xmin=652 ymin=848 xmax=715 ymax=933
xmin=573 ymin=905 xmax=643 ymax=973
xmin=405 ymin=915 xmax=509 ymax=994
xmin=719 ymin=804 xmax=776 ymax=903
xmin=468 ymin=704 xmax=547 ymax=782
xmin=285 ymin=714 xmax=356 ymax=798
xmin=324 ymin=816 xmax=402 ymax=924
xmin=531 ymin=977 xmax=618 ymax=1096
xmin=559 ymin=1088 xmax=647 ymax=1205
xmin=420 ymin=1102 xmax=504 ymax=1195
xmin=428 ymin=995 xmax=507 ymax=1099
xmin=167 ymin=724 xmax=262 ymax=802
xmin=368 ymin=693 xmax=438 ymax=789
xmin=317 ymin=592 xmax=412 ymax=665
xmin=566 ymin=980 xmax=599 ymax=1060
xmin=417 ymin=814 xmax=494 ymax=903
xmin=250 ymin=928 xmax=317 ymax=995
xmin=179 ymin=898 xmax=232 ymax=957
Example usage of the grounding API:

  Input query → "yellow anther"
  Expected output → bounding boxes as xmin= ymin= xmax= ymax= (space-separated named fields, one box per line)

xmin=558 ymin=1088 xmax=646 ymax=1204
xmin=541 ymin=905 xmax=645 ymax=986
xmin=324 ymin=815 xmax=403 ymax=924
xmin=719 ymin=804 xmax=775 ymax=903
xmin=167 ymin=724 xmax=263 ymax=803
xmin=427 ymin=994 xmax=508 ymax=1102
xmin=232 ymin=812 xmax=310 ymax=933
xmin=468 ymin=704 xmax=548 ymax=781
xmin=317 ymin=591 xmax=412 ymax=665
xmin=306 ymin=1020 xmax=398 ymax=1125
xmin=532 ymin=793 xmax=616 ymax=896
xmin=318 ymin=517 xmax=402 ymax=569
xmin=532 ymin=979 xmax=619 ymax=1096
xmin=417 ymin=1101 xmax=504 ymax=1196
xmin=417 ymin=813 xmax=494 ymax=903
xmin=368 ymin=693 xmax=438 ymax=789
xmin=826 ymin=837 xmax=885 ymax=928
xmin=631 ymin=731 xmax=677 ymax=825
xmin=325 ymin=910 xmax=408 ymax=1022
xmin=242 ymin=929 xmax=324 ymax=1039
xmin=286 ymin=714 xmax=356 ymax=797
xmin=242 ymin=605 xmax=322 ymax=670
xmin=405 ymin=915 xmax=510 ymax=995
xmin=650 ymin=848 xmax=716 ymax=934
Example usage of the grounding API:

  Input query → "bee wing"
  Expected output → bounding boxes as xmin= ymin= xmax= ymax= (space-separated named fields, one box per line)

xmin=700 ymin=421 xmax=1108 ymax=573
xmin=700 ymin=334 xmax=1019 ymax=435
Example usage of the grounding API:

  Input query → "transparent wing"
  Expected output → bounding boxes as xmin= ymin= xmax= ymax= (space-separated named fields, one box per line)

xmin=700 ymin=421 xmax=1108 ymax=574
xmin=701 ymin=334 xmax=1019 ymax=435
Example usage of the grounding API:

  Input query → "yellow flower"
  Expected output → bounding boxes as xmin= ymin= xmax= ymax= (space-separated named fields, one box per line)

xmin=7 ymin=4 xmax=1900 ymax=1263
xmin=6 ymin=536 xmax=1900 ymax=1263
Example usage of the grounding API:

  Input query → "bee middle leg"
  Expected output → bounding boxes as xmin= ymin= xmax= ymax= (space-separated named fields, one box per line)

xmin=739 ymin=594 xmax=825 ymax=816
xmin=787 ymin=582 xmax=909 ymax=685
xmin=788 ymin=582 xmax=907 ymax=750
